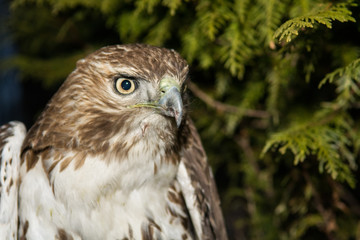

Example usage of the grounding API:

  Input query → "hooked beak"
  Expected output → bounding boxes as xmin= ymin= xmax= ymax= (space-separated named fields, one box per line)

xmin=158 ymin=86 xmax=183 ymax=128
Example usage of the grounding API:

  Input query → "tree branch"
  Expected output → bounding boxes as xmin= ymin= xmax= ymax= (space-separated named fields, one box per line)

xmin=303 ymin=171 xmax=337 ymax=240
xmin=187 ymin=81 xmax=270 ymax=119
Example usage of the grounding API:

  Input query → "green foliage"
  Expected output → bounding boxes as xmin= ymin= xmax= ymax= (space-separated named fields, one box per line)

xmin=274 ymin=1 xmax=356 ymax=42
xmin=320 ymin=58 xmax=360 ymax=108
xmin=9 ymin=52 xmax=86 ymax=87
xmin=6 ymin=0 xmax=360 ymax=239
xmin=262 ymin=111 xmax=355 ymax=187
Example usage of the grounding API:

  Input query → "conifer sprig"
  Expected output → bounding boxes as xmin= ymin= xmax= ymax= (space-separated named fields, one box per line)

xmin=262 ymin=112 xmax=356 ymax=187
xmin=274 ymin=1 xmax=356 ymax=42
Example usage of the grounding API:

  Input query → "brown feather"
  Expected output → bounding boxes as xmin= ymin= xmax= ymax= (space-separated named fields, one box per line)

xmin=179 ymin=117 xmax=229 ymax=240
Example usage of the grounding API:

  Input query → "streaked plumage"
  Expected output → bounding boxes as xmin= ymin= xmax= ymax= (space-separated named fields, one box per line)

xmin=0 ymin=44 xmax=227 ymax=239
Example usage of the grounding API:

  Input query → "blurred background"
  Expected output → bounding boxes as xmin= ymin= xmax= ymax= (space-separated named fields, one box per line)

xmin=1 ymin=0 xmax=360 ymax=239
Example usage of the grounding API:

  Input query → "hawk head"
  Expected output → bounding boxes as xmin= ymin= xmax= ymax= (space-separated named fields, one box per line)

xmin=24 ymin=44 xmax=190 ymax=170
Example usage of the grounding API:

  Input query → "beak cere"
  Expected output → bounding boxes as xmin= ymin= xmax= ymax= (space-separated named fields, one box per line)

xmin=158 ymin=86 xmax=183 ymax=127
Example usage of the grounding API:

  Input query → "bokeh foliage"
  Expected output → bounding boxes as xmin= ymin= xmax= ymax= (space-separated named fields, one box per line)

xmin=6 ymin=0 xmax=360 ymax=239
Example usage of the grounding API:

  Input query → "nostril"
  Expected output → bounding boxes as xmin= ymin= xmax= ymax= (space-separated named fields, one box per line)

xmin=167 ymin=107 xmax=176 ymax=117
xmin=173 ymin=109 xmax=179 ymax=117
xmin=158 ymin=86 xmax=183 ymax=127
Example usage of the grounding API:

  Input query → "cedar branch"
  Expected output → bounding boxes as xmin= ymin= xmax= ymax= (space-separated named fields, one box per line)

xmin=188 ymin=81 xmax=270 ymax=119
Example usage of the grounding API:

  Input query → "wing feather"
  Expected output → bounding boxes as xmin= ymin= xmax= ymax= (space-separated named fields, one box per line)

xmin=0 ymin=121 xmax=26 ymax=240
xmin=177 ymin=118 xmax=228 ymax=240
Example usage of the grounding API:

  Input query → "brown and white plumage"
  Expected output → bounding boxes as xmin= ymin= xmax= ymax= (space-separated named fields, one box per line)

xmin=0 ymin=44 xmax=227 ymax=239
xmin=0 ymin=121 xmax=26 ymax=240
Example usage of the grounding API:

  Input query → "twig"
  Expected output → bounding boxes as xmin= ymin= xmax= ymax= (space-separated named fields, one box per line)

xmin=332 ymin=181 xmax=360 ymax=216
xmin=235 ymin=130 xmax=274 ymax=198
xmin=303 ymin=171 xmax=337 ymax=240
xmin=187 ymin=81 xmax=270 ymax=119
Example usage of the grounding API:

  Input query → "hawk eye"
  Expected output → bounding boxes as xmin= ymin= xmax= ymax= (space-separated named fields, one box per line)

xmin=115 ymin=77 xmax=137 ymax=95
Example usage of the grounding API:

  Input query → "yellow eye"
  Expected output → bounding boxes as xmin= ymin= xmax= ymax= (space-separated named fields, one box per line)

xmin=115 ymin=78 xmax=137 ymax=95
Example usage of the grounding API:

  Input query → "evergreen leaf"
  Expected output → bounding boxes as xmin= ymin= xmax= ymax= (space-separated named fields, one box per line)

xmin=162 ymin=0 xmax=181 ymax=15
xmin=8 ymin=51 xmax=88 ymax=87
xmin=262 ymin=113 xmax=356 ymax=187
xmin=274 ymin=1 xmax=356 ymax=42
xmin=144 ymin=15 xmax=172 ymax=46
xmin=198 ymin=1 xmax=231 ymax=41
xmin=319 ymin=58 xmax=360 ymax=108
xmin=135 ymin=0 xmax=161 ymax=14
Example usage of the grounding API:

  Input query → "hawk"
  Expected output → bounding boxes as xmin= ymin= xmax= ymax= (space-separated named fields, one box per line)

xmin=0 ymin=44 xmax=228 ymax=240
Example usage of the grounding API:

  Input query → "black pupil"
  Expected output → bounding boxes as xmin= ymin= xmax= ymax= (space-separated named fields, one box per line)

xmin=121 ymin=80 xmax=132 ymax=91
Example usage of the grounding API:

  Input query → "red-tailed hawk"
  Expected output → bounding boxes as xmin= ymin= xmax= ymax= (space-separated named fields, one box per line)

xmin=0 ymin=44 xmax=228 ymax=240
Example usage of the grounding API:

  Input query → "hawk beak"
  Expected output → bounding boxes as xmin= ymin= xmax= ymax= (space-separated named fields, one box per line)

xmin=158 ymin=86 xmax=183 ymax=128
